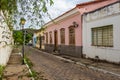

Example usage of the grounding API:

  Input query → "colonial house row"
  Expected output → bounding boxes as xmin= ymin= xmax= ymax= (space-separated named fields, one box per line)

xmin=83 ymin=0 xmax=120 ymax=63
xmin=33 ymin=0 xmax=119 ymax=63
xmin=43 ymin=0 xmax=117 ymax=57
xmin=0 ymin=11 xmax=13 ymax=65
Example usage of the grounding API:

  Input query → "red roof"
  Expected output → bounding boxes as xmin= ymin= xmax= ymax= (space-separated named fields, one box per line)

xmin=76 ymin=0 xmax=107 ymax=8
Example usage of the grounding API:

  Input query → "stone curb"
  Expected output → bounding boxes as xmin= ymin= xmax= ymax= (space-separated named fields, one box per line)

xmin=20 ymin=52 xmax=35 ymax=80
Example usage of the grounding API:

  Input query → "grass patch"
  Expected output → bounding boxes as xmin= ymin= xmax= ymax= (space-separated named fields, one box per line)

xmin=0 ymin=65 xmax=5 ymax=80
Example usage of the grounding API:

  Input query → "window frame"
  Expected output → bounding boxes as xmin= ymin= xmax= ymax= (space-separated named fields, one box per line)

xmin=49 ymin=31 xmax=52 ymax=44
xmin=60 ymin=28 xmax=65 ymax=44
xmin=69 ymin=26 xmax=75 ymax=45
xmin=91 ymin=25 xmax=113 ymax=47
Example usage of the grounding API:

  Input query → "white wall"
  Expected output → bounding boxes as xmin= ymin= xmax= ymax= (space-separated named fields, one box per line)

xmin=0 ymin=11 xmax=13 ymax=66
xmin=83 ymin=2 xmax=120 ymax=63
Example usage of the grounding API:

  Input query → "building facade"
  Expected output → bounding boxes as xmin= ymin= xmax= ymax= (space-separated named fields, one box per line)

xmin=43 ymin=0 xmax=117 ymax=57
xmin=83 ymin=1 xmax=120 ymax=63
xmin=33 ymin=29 xmax=45 ymax=50
xmin=0 ymin=11 xmax=13 ymax=65
xmin=44 ymin=8 xmax=82 ymax=57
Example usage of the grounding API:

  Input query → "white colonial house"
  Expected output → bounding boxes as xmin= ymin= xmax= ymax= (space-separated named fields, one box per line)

xmin=0 ymin=11 xmax=13 ymax=66
xmin=83 ymin=1 xmax=120 ymax=63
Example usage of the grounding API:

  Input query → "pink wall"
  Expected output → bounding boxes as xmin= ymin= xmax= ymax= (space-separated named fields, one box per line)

xmin=45 ymin=13 xmax=82 ymax=46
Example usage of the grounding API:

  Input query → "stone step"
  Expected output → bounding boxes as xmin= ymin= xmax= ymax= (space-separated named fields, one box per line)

xmin=8 ymin=54 xmax=22 ymax=64
xmin=12 ymin=48 xmax=20 ymax=53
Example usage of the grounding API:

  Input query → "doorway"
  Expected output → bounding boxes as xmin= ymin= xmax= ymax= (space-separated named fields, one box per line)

xmin=54 ymin=30 xmax=58 ymax=51
xmin=39 ymin=35 xmax=42 ymax=49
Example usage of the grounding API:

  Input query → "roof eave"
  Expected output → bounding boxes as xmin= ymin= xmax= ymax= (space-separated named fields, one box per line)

xmin=43 ymin=7 xmax=79 ymax=27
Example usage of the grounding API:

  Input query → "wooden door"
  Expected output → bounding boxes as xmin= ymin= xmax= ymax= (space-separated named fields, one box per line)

xmin=54 ymin=30 xmax=58 ymax=51
xmin=39 ymin=35 xmax=42 ymax=49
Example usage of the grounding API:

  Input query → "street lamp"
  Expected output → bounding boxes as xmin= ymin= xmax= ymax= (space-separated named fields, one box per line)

xmin=20 ymin=17 xmax=26 ymax=64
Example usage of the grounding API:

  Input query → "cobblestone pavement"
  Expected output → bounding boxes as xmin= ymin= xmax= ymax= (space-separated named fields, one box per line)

xmin=25 ymin=46 xmax=120 ymax=80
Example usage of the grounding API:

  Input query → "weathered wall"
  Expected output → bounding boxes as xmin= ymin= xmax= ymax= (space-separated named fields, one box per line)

xmin=83 ymin=2 xmax=120 ymax=63
xmin=0 ymin=11 xmax=13 ymax=66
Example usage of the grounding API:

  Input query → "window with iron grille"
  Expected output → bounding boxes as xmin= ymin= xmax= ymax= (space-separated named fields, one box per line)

xmin=92 ymin=25 xmax=113 ymax=47
xmin=69 ymin=26 xmax=75 ymax=45
xmin=60 ymin=28 xmax=65 ymax=44
xmin=49 ymin=31 xmax=52 ymax=44
xmin=46 ymin=32 xmax=48 ymax=44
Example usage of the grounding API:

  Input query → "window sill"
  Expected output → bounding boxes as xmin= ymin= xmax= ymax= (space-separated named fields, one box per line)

xmin=91 ymin=45 xmax=113 ymax=47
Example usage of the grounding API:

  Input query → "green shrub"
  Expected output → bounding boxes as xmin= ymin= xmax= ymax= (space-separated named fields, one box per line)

xmin=24 ymin=56 xmax=33 ymax=68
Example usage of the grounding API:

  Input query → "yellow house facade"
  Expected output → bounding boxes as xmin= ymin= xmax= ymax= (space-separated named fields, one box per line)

xmin=33 ymin=29 xmax=45 ymax=50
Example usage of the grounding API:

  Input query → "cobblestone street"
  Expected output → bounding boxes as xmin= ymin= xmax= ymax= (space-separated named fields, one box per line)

xmin=25 ymin=46 xmax=120 ymax=80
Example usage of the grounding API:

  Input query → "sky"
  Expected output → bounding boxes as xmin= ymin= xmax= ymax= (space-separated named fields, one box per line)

xmin=45 ymin=0 xmax=91 ymax=23
xmin=22 ymin=0 xmax=91 ymax=29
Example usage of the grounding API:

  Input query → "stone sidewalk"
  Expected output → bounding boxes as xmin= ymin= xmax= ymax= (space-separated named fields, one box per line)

xmin=3 ymin=48 xmax=32 ymax=80
xmin=55 ymin=55 xmax=120 ymax=77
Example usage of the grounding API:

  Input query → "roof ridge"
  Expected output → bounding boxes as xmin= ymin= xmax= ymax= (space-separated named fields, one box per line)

xmin=76 ymin=0 xmax=108 ymax=8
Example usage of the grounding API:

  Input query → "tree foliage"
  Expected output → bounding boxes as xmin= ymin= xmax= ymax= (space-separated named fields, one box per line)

xmin=0 ymin=0 xmax=17 ymax=30
xmin=13 ymin=30 xmax=33 ymax=45
xmin=25 ymin=33 xmax=33 ymax=44
xmin=0 ymin=0 xmax=54 ymax=30
xmin=13 ymin=30 xmax=23 ymax=45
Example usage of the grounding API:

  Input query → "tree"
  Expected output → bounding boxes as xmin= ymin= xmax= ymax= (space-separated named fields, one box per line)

xmin=0 ymin=0 xmax=54 ymax=30
xmin=13 ymin=30 xmax=23 ymax=45
xmin=25 ymin=32 xmax=33 ymax=44
xmin=13 ymin=30 xmax=33 ymax=45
